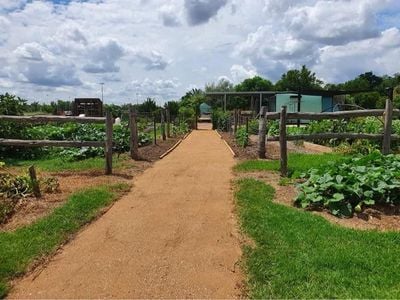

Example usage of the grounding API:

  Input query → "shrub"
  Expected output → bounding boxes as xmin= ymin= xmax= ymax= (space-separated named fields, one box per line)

xmin=211 ymin=109 xmax=230 ymax=131
xmin=235 ymin=127 xmax=249 ymax=148
xmin=172 ymin=122 xmax=190 ymax=136
xmin=295 ymin=152 xmax=400 ymax=217
xmin=248 ymin=119 xmax=259 ymax=135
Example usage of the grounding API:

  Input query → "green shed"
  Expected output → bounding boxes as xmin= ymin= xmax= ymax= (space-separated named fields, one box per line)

xmin=199 ymin=103 xmax=212 ymax=115
xmin=276 ymin=94 xmax=322 ymax=113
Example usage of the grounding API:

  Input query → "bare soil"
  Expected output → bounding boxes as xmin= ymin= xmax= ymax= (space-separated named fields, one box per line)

xmin=138 ymin=137 xmax=180 ymax=161
xmin=1 ymin=139 xmax=178 ymax=232
xmin=238 ymin=171 xmax=400 ymax=231
xmin=220 ymin=131 xmax=331 ymax=160
xmin=10 ymin=129 xmax=243 ymax=299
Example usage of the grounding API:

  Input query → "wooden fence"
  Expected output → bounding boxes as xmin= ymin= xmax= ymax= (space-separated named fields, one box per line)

xmin=258 ymin=99 xmax=399 ymax=177
xmin=0 ymin=109 xmax=175 ymax=174
xmin=0 ymin=113 xmax=114 ymax=175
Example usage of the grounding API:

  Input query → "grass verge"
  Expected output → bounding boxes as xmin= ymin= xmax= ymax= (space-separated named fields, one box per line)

xmin=4 ymin=155 xmax=127 ymax=172
xmin=235 ymin=153 xmax=344 ymax=177
xmin=0 ymin=183 xmax=130 ymax=297
xmin=236 ymin=178 xmax=400 ymax=299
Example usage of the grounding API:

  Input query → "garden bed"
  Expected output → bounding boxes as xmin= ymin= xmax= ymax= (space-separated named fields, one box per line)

xmin=219 ymin=131 xmax=332 ymax=160
xmin=235 ymin=152 xmax=400 ymax=231
xmin=237 ymin=171 xmax=400 ymax=231
xmin=1 ymin=138 xmax=178 ymax=232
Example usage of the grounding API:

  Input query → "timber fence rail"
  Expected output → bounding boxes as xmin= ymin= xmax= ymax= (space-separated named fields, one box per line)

xmin=258 ymin=99 xmax=398 ymax=176
xmin=0 ymin=113 xmax=114 ymax=175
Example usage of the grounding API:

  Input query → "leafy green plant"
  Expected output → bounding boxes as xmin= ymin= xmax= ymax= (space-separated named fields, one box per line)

xmin=235 ymin=127 xmax=249 ymax=148
xmin=211 ymin=109 xmax=230 ymax=131
xmin=296 ymin=151 xmax=400 ymax=217
xmin=247 ymin=119 xmax=259 ymax=135
xmin=172 ymin=122 xmax=190 ymax=136
xmin=0 ymin=163 xmax=59 ymax=223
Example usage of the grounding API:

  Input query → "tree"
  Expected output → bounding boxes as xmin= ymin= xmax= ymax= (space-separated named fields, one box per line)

xmin=275 ymin=65 xmax=323 ymax=91
xmin=105 ymin=104 xmax=123 ymax=118
xmin=0 ymin=93 xmax=27 ymax=115
xmin=180 ymin=89 xmax=205 ymax=114
xmin=347 ymin=92 xmax=384 ymax=109
xmin=235 ymin=76 xmax=274 ymax=91
xmin=164 ymin=101 xmax=180 ymax=117
xmin=137 ymin=98 xmax=158 ymax=114
xmin=205 ymin=78 xmax=234 ymax=92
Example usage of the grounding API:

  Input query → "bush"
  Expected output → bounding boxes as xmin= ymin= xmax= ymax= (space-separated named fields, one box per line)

xmin=178 ymin=106 xmax=196 ymax=128
xmin=212 ymin=109 xmax=230 ymax=131
xmin=295 ymin=152 xmax=400 ymax=217
xmin=248 ymin=119 xmax=259 ymax=135
xmin=235 ymin=127 xmax=249 ymax=148
xmin=172 ymin=122 xmax=190 ymax=136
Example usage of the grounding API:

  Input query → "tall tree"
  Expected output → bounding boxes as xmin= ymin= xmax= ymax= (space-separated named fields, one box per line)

xmin=235 ymin=76 xmax=274 ymax=91
xmin=205 ymin=78 xmax=234 ymax=92
xmin=164 ymin=101 xmax=180 ymax=117
xmin=137 ymin=98 xmax=158 ymax=114
xmin=275 ymin=65 xmax=323 ymax=91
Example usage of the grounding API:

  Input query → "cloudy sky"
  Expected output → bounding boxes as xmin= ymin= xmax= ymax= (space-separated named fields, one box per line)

xmin=0 ymin=0 xmax=399 ymax=104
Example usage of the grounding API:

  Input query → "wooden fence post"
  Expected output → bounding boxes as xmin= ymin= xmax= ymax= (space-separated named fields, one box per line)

xmin=105 ymin=110 xmax=113 ymax=175
xmin=28 ymin=165 xmax=41 ymax=198
xmin=246 ymin=117 xmax=249 ymax=133
xmin=129 ymin=109 xmax=140 ymax=160
xmin=153 ymin=114 xmax=157 ymax=145
xmin=161 ymin=110 xmax=166 ymax=141
xmin=234 ymin=109 xmax=238 ymax=134
xmin=382 ymin=98 xmax=393 ymax=155
xmin=280 ymin=106 xmax=288 ymax=177
xmin=166 ymin=109 xmax=171 ymax=138
xmin=258 ymin=106 xmax=267 ymax=159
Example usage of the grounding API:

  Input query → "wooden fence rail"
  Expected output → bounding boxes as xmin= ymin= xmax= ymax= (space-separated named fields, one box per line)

xmin=0 ymin=115 xmax=105 ymax=124
xmin=264 ymin=109 xmax=400 ymax=121
xmin=258 ymin=99 xmax=397 ymax=177
xmin=0 ymin=113 xmax=113 ymax=175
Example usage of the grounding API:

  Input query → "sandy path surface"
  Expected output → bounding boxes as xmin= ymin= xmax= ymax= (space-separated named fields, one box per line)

xmin=10 ymin=128 xmax=242 ymax=299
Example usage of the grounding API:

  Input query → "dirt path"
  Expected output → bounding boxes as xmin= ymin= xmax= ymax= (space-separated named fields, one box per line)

xmin=10 ymin=128 xmax=242 ymax=299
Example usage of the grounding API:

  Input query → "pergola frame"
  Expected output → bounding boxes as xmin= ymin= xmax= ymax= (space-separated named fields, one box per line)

xmin=205 ymin=90 xmax=369 ymax=113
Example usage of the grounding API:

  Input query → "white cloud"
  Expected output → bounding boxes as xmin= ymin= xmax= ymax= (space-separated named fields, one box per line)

xmin=230 ymin=64 xmax=257 ymax=83
xmin=159 ymin=3 xmax=182 ymax=27
xmin=315 ymin=28 xmax=400 ymax=82
xmin=285 ymin=0 xmax=388 ymax=44
xmin=0 ymin=0 xmax=399 ymax=103
xmin=129 ymin=78 xmax=181 ymax=99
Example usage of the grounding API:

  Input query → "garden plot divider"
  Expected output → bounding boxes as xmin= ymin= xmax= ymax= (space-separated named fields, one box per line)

xmin=0 ymin=112 xmax=114 ymax=175
xmin=258 ymin=99 xmax=400 ymax=177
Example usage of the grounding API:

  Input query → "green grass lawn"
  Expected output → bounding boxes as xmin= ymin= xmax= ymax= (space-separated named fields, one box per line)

xmin=235 ymin=153 xmax=344 ymax=178
xmin=4 ymin=155 xmax=127 ymax=172
xmin=0 ymin=183 xmax=129 ymax=298
xmin=236 ymin=178 xmax=400 ymax=299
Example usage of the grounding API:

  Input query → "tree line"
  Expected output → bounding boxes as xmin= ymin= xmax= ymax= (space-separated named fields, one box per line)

xmin=1 ymin=66 xmax=400 ymax=118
